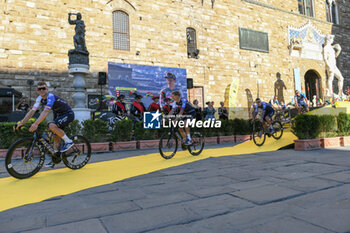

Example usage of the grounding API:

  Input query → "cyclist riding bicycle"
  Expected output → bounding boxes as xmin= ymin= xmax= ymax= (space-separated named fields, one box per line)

xmin=15 ymin=81 xmax=75 ymax=167
xmin=169 ymin=90 xmax=196 ymax=146
xmin=294 ymin=90 xmax=309 ymax=114
xmin=254 ymin=98 xmax=275 ymax=134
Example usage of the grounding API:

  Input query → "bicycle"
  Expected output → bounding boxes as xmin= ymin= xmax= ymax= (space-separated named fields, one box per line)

xmin=273 ymin=108 xmax=292 ymax=128
xmin=159 ymin=118 xmax=205 ymax=159
xmin=251 ymin=114 xmax=283 ymax=147
xmin=5 ymin=126 xmax=91 ymax=179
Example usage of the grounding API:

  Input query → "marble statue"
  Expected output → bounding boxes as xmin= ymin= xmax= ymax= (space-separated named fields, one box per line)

xmin=323 ymin=35 xmax=345 ymax=97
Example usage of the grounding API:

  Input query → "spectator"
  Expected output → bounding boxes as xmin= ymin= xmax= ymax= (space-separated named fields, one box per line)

xmin=148 ymin=96 xmax=161 ymax=112
xmin=269 ymin=96 xmax=281 ymax=110
xmin=17 ymin=98 xmax=29 ymax=112
xmin=162 ymin=97 xmax=172 ymax=115
xmin=112 ymin=95 xmax=126 ymax=116
xmin=193 ymin=99 xmax=202 ymax=120
xmin=130 ymin=94 xmax=146 ymax=122
xmin=203 ymin=101 xmax=216 ymax=120
xmin=218 ymin=101 xmax=228 ymax=120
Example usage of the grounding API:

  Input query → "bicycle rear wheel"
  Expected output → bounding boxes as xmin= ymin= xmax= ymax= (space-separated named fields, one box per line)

xmin=62 ymin=135 xmax=91 ymax=169
xmin=5 ymin=138 xmax=45 ymax=179
xmin=271 ymin=121 xmax=283 ymax=140
xmin=252 ymin=121 xmax=266 ymax=146
xmin=159 ymin=131 xmax=178 ymax=159
xmin=188 ymin=132 xmax=204 ymax=156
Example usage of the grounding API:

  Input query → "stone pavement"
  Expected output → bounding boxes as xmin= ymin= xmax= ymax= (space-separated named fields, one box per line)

xmin=1 ymin=146 xmax=350 ymax=233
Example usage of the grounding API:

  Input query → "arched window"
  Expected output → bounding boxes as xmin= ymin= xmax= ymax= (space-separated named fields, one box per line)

xmin=187 ymin=27 xmax=199 ymax=58
xmin=113 ymin=11 xmax=130 ymax=51
xmin=298 ymin=0 xmax=314 ymax=17
xmin=326 ymin=0 xmax=339 ymax=24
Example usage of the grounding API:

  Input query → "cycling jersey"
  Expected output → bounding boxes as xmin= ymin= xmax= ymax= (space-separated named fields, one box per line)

xmin=255 ymin=102 xmax=274 ymax=121
xmin=33 ymin=93 xmax=72 ymax=116
xmin=294 ymin=93 xmax=307 ymax=104
xmin=255 ymin=102 xmax=274 ymax=112
xmin=175 ymin=98 xmax=196 ymax=114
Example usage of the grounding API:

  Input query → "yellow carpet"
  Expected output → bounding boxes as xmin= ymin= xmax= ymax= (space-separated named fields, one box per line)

xmin=3 ymin=102 xmax=348 ymax=212
xmin=0 ymin=131 xmax=297 ymax=212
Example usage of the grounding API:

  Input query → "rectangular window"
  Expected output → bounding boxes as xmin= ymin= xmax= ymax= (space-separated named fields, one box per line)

xmin=187 ymin=28 xmax=199 ymax=58
xmin=298 ymin=0 xmax=304 ymax=14
xmin=326 ymin=3 xmax=331 ymax=22
xmin=298 ymin=0 xmax=314 ymax=17
xmin=305 ymin=0 xmax=313 ymax=17
xmin=113 ymin=11 xmax=130 ymax=51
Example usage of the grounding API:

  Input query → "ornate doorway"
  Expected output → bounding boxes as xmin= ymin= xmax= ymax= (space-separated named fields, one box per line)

xmin=304 ymin=70 xmax=321 ymax=100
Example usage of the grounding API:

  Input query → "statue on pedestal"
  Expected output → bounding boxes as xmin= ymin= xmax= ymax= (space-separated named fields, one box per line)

xmin=323 ymin=35 xmax=345 ymax=97
xmin=68 ymin=13 xmax=89 ymax=65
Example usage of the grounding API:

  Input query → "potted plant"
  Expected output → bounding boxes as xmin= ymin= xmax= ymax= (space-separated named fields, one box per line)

xmin=292 ymin=114 xmax=321 ymax=150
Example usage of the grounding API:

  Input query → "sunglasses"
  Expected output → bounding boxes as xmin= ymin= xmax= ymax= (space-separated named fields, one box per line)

xmin=37 ymin=87 xmax=47 ymax=91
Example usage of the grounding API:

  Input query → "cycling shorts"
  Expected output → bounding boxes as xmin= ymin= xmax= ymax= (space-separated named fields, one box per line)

xmin=50 ymin=111 xmax=75 ymax=129
xmin=298 ymin=101 xmax=308 ymax=109
xmin=263 ymin=109 xmax=274 ymax=121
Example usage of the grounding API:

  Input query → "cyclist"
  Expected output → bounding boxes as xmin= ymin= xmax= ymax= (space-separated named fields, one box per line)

xmin=15 ymin=81 xmax=75 ymax=167
xmin=254 ymin=98 xmax=275 ymax=134
xmin=294 ymin=90 xmax=309 ymax=114
xmin=169 ymin=91 xmax=196 ymax=146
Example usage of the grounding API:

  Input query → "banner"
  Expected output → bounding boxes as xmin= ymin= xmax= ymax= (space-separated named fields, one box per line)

xmin=108 ymin=63 xmax=187 ymax=109
xmin=228 ymin=78 xmax=240 ymax=119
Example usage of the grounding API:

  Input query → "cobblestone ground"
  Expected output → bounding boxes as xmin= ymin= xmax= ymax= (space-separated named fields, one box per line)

xmin=1 ymin=146 xmax=350 ymax=233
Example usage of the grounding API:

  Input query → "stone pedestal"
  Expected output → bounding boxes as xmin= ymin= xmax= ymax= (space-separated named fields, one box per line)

xmin=68 ymin=63 xmax=91 ymax=122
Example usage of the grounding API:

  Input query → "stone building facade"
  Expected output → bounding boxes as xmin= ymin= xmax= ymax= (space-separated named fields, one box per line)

xmin=0 ymin=0 xmax=349 ymax=118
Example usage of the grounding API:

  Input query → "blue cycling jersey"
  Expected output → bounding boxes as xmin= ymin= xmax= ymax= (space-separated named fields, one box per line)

xmin=33 ymin=93 xmax=72 ymax=116
xmin=175 ymin=98 xmax=195 ymax=114
xmin=294 ymin=93 xmax=306 ymax=103
xmin=255 ymin=102 xmax=274 ymax=112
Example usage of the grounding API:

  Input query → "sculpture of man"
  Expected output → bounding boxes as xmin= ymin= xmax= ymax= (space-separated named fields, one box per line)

xmin=323 ymin=34 xmax=345 ymax=97
xmin=68 ymin=13 xmax=88 ymax=54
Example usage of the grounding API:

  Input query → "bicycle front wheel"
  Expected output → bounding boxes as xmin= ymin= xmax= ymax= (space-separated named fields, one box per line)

xmin=252 ymin=121 xmax=266 ymax=146
xmin=62 ymin=135 xmax=91 ymax=169
xmin=5 ymin=138 xmax=45 ymax=179
xmin=188 ymin=132 xmax=204 ymax=156
xmin=159 ymin=132 xmax=178 ymax=159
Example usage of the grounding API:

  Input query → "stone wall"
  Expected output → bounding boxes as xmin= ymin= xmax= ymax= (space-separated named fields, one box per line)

xmin=0 ymin=0 xmax=349 ymax=118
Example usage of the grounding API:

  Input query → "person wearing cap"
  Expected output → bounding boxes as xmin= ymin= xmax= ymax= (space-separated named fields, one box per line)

xmin=162 ymin=97 xmax=172 ymax=115
xmin=130 ymin=94 xmax=146 ymax=121
xmin=112 ymin=94 xmax=127 ymax=116
xmin=148 ymin=96 xmax=161 ymax=112
xmin=159 ymin=72 xmax=183 ymax=111
xmin=254 ymin=98 xmax=275 ymax=134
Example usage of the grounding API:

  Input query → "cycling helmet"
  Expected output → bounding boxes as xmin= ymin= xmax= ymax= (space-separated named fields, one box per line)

xmin=164 ymin=72 xmax=176 ymax=80
xmin=255 ymin=98 xmax=261 ymax=103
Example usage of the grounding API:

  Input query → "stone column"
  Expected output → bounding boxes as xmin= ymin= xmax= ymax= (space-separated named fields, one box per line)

xmin=69 ymin=64 xmax=91 ymax=122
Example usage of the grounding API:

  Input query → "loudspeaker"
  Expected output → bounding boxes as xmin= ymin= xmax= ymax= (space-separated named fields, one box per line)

xmin=98 ymin=72 xmax=107 ymax=85
xmin=187 ymin=78 xmax=193 ymax=89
